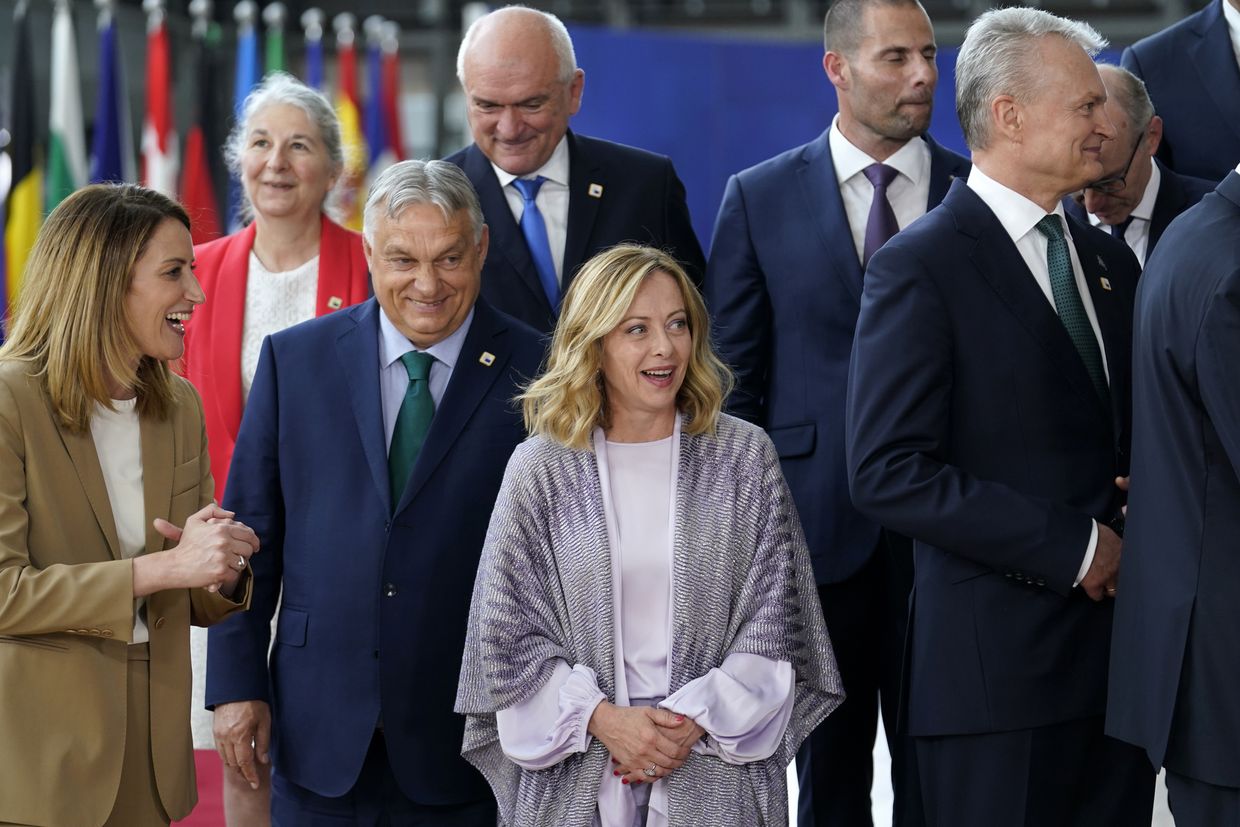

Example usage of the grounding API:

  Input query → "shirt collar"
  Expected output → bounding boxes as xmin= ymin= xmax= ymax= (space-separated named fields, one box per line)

xmin=1222 ymin=0 xmax=1240 ymax=62
xmin=378 ymin=304 xmax=475 ymax=372
xmin=967 ymin=165 xmax=1069 ymax=244
xmin=828 ymin=114 xmax=929 ymax=187
xmin=491 ymin=134 xmax=570 ymax=189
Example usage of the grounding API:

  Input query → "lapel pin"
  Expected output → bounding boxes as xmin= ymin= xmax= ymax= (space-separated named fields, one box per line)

xmin=327 ymin=296 xmax=343 ymax=310
xmin=588 ymin=183 xmax=604 ymax=198
xmin=1095 ymin=254 xmax=1108 ymax=271
xmin=1100 ymin=277 xmax=1112 ymax=291
xmin=479 ymin=351 xmax=496 ymax=367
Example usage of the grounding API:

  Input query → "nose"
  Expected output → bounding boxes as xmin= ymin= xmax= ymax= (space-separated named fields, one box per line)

xmin=650 ymin=325 xmax=673 ymax=357
xmin=1097 ymin=109 xmax=1118 ymax=142
xmin=495 ymin=107 xmax=523 ymax=139
xmin=912 ymin=53 xmax=937 ymax=86
xmin=265 ymin=144 xmax=289 ymax=170
xmin=185 ymin=269 xmax=206 ymax=306
xmin=410 ymin=264 xmax=440 ymax=296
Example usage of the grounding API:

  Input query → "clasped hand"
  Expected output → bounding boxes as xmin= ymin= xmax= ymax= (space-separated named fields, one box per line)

xmin=138 ymin=502 xmax=259 ymax=597
xmin=587 ymin=701 xmax=705 ymax=785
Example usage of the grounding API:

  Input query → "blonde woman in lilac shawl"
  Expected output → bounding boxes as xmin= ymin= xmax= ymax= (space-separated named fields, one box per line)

xmin=457 ymin=244 xmax=843 ymax=826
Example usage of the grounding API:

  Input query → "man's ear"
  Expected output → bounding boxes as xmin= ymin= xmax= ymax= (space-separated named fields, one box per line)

xmin=823 ymin=51 xmax=849 ymax=90
xmin=992 ymin=95 xmax=1022 ymax=143
xmin=1146 ymin=114 xmax=1164 ymax=158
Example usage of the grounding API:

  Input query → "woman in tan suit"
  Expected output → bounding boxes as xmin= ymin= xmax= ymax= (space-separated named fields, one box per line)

xmin=0 ymin=184 xmax=260 ymax=827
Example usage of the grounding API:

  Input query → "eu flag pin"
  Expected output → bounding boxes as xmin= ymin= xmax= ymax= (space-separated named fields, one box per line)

xmin=479 ymin=352 xmax=496 ymax=367
xmin=327 ymin=296 xmax=343 ymax=309
xmin=1100 ymin=277 xmax=1112 ymax=291
xmin=588 ymin=183 xmax=604 ymax=198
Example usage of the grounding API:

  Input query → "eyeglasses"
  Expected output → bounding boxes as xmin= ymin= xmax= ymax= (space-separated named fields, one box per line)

xmin=1086 ymin=131 xmax=1146 ymax=195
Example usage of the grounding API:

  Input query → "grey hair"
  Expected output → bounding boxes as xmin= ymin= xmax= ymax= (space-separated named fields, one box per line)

xmin=224 ymin=72 xmax=344 ymax=222
xmin=823 ymin=0 xmax=926 ymax=55
xmin=363 ymin=159 xmax=485 ymax=244
xmin=456 ymin=5 xmax=578 ymax=86
xmin=1096 ymin=63 xmax=1155 ymax=135
xmin=955 ymin=7 xmax=1107 ymax=151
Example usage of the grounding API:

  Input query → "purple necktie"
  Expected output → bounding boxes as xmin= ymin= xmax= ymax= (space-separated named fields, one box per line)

xmin=862 ymin=163 xmax=900 ymax=267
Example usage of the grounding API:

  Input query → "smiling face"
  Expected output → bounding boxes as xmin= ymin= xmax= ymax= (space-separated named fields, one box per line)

xmin=240 ymin=102 xmax=339 ymax=225
xmin=460 ymin=15 xmax=584 ymax=177
xmin=124 ymin=217 xmax=202 ymax=365
xmin=827 ymin=2 xmax=938 ymax=159
xmin=599 ymin=270 xmax=692 ymax=440
xmin=1014 ymin=36 xmax=1116 ymax=202
xmin=364 ymin=203 xmax=487 ymax=349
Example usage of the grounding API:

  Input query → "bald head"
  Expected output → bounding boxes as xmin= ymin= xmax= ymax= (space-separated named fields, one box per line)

xmin=457 ymin=5 xmax=585 ymax=176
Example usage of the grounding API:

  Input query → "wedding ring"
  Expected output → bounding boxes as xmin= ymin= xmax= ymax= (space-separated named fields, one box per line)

xmin=643 ymin=764 xmax=657 ymax=777
xmin=1106 ymin=587 xmax=1117 ymax=596
xmin=237 ymin=555 xmax=246 ymax=569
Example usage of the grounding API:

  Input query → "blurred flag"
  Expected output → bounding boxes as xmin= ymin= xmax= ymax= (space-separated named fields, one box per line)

xmin=90 ymin=0 xmax=136 ymax=184
xmin=263 ymin=2 xmax=286 ymax=75
xmin=5 ymin=0 xmax=41 ymax=310
xmin=301 ymin=8 xmax=325 ymax=89
xmin=381 ymin=21 xmax=404 ymax=163
xmin=333 ymin=13 xmax=366 ymax=230
xmin=363 ymin=16 xmax=394 ymax=181
xmin=181 ymin=0 xmax=224 ymax=243
xmin=47 ymin=0 xmax=88 ymax=211
xmin=141 ymin=0 xmax=179 ymax=196
xmin=229 ymin=0 xmax=261 ymax=230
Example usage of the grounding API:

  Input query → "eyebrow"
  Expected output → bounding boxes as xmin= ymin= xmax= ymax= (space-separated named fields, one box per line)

xmin=249 ymin=128 xmax=317 ymax=141
xmin=619 ymin=309 xmax=688 ymax=324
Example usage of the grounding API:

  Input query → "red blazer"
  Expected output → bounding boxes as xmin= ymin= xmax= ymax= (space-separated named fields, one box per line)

xmin=183 ymin=214 xmax=370 ymax=497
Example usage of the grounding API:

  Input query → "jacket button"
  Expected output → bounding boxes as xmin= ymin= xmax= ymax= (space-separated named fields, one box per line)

xmin=154 ymin=617 xmax=166 ymax=630
xmin=1035 ymin=578 xmax=1046 ymax=587
xmin=384 ymin=583 xmax=397 ymax=598
xmin=101 ymin=630 xmax=114 ymax=638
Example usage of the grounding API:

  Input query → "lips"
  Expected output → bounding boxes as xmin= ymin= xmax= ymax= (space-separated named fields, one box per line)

xmin=165 ymin=311 xmax=192 ymax=335
xmin=639 ymin=366 xmax=678 ymax=388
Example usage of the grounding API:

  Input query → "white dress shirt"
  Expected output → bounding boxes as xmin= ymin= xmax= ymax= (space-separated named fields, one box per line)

xmin=378 ymin=307 xmax=474 ymax=452
xmin=828 ymin=115 xmax=933 ymax=263
xmin=1224 ymin=0 xmax=1240 ymax=71
xmin=1088 ymin=157 xmax=1161 ymax=265
xmin=492 ymin=135 xmax=571 ymax=285
xmin=967 ymin=166 xmax=1109 ymax=584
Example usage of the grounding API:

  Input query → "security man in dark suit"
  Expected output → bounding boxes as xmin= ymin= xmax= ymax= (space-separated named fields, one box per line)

xmin=446 ymin=5 xmax=704 ymax=334
xmin=1066 ymin=64 xmax=1216 ymax=266
xmin=706 ymin=1 xmax=968 ymax=823
xmin=846 ymin=8 xmax=1155 ymax=824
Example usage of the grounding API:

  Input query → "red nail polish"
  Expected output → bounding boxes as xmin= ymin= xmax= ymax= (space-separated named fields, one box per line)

xmin=622 ymin=778 xmax=629 ymax=785
xmin=613 ymin=771 xmax=620 ymax=776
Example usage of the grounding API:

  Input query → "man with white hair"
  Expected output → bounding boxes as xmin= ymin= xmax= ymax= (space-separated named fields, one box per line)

xmin=447 ymin=4 xmax=705 ymax=334
xmin=207 ymin=159 xmax=543 ymax=824
xmin=845 ymin=8 xmax=1156 ymax=824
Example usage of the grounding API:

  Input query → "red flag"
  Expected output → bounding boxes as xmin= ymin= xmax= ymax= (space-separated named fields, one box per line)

xmin=180 ymin=12 xmax=223 ymax=244
xmin=141 ymin=1 xmax=178 ymax=195
xmin=381 ymin=23 xmax=403 ymax=162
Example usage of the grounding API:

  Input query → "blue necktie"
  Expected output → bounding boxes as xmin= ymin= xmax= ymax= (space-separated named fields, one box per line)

xmin=512 ymin=177 xmax=560 ymax=310
xmin=1035 ymin=215 xmax=1110 ymax=404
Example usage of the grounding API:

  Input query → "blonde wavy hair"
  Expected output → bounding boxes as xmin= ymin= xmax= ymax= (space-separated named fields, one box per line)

xmin=521 ymin=244 xmax=733 ymax=450
xmin=0 ymin=184 xmax=189 ymax=431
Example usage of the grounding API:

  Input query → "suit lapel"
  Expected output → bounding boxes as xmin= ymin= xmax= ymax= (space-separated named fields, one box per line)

xmin=140 ymin=412 xmax=174 ymax=554
xmin=335 ymin=300 xmax=395 ymax=513
xmin=396 ymin=302 xmax=512 ymax=513
xmin=798 ymin=133 xmax=865 ymax=304
xmin=1075 ymin=228 xmax=1130 ymax=436
xmin=1191 ymin=2 xmax=1240 ymax=146
xmin=1149 ymin=163 xmax=1187 ymax=251
xmin=463 ymin=145 xmax=551 ymax=315
xmin=925 ymin=136 xmax=969 ymax=209
xmin=54 ymin=417 xmax=122 ymax=560
xmin=209 ymin=224 xmax=256 ymax=444
xmin=562 ymin=131 xmax=602 ymax=295
xmin=949 ymin=185 xmax=1108 ymax=416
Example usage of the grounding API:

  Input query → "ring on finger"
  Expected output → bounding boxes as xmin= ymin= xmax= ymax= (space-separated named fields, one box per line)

xmin=643 ymin=764 xmax=658 ymax=777
xmin=237 ymin=555 xmax=246 ymax=569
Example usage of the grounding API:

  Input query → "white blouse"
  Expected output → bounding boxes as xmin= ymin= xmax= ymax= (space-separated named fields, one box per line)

xmin=494 ymin=421 xmax=795 ymax=827
xmin=240 ymin=252 xmax=319 ymax=401
xmin=90 ymin=399 xmax=149 ymax=643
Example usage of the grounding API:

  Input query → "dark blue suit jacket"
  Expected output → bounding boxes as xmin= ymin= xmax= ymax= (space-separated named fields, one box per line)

xmin=1123 ymin=0 xmax=1240 ymax=183
xmin=205 ymin=298 xmax=544 ymax=803
xmin=705 ymin=130 xmax=970 ymax=585
xmin=1064 ymin=159 xmax=1217 ymax=258
xmin=846 ymin=181 xmax=1140 ymax=735
xmin=1108 ymin=173 xmax=1240 ymax=786
xmin=446 ymin=131 xmax=705 ymax=334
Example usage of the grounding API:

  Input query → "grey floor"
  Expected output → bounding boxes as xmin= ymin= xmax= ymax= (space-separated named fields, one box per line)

xmin=785 ymin=717 xmax=1176 ymax=826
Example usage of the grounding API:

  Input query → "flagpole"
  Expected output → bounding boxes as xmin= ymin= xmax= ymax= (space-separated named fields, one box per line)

xmin=301 ymin=8 xmax=325 ymax=90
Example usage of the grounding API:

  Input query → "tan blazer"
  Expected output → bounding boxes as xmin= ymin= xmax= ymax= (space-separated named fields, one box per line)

xmin=0 ymin=359 xmax=251 ymax=826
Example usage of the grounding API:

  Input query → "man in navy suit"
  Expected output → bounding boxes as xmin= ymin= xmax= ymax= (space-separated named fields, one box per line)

xmin=1108 ymin=166 xmax=1240 ymax=824
xmin=847 ymin=8 xmax=1155 ymax=824
xmin=706 ymin=1 xmax=968 ymax=823
xmin=205 ymin=160 xmax=544 ymax=825
xmin=1066 ymin=64 xmax=1216 ymax=265
xmin=446 ymin=5 xmax=705 ymax=334
xmin=1122 ymin=0 xmax=1240 ymax=183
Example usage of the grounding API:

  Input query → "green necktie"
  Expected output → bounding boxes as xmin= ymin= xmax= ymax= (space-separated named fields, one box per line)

xmin=1035 ymin=215 xmax=1110 ymax=404
xmin=388 ymin=351 xmax=435 ymax=508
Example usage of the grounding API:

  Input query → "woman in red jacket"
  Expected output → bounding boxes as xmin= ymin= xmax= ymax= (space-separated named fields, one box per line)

xmin=182 ymin=71 xmax=370 ymax=826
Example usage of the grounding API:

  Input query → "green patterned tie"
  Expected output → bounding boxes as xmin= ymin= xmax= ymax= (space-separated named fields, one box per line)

xmin=1035 ymin=215 xmax=1109 ymax=403
xmin=388 ymin=351 xmax=435 ymax=508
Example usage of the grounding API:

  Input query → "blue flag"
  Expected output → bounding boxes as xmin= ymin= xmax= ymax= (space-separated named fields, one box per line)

xmin=228 ymin=18 xmax=261 ymax=230
xmin=89 ymin=17 xmax=133 ymax=184
xmin=306 ymin=37 xmax=323 ymax=90
xmin=364 ymin=40 xmax=388 ymax=171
